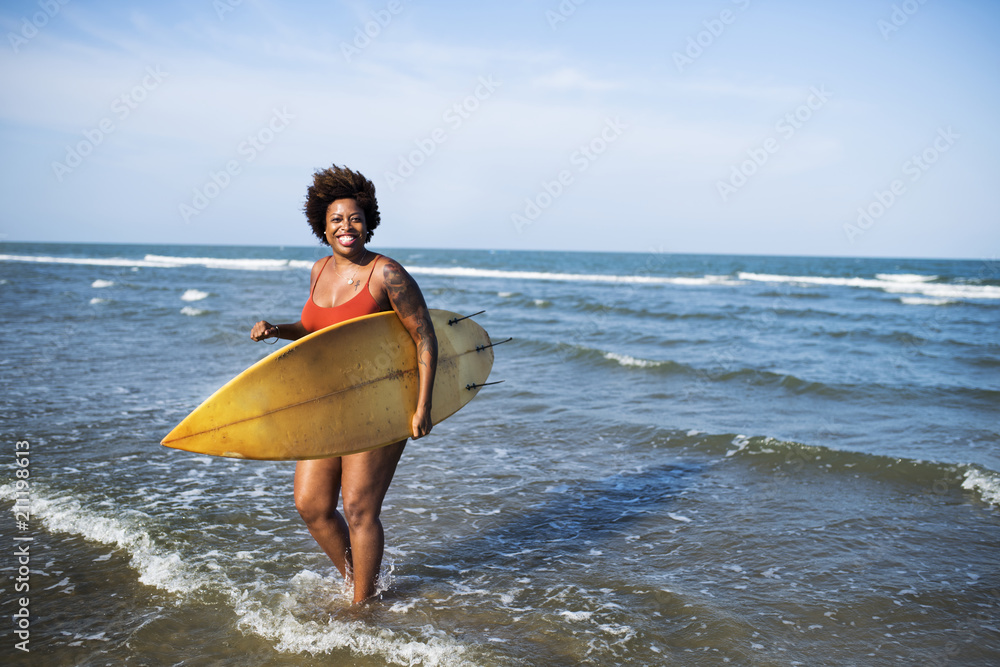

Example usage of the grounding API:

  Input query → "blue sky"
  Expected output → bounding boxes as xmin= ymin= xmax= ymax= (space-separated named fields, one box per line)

xmin=1 ymin=0 xmax=997 ymax=258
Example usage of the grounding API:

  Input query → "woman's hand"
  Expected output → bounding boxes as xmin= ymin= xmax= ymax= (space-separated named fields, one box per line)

xmin=411 ymin=404 xmax=433 ymax=439
xmin=250 ymin=320 xmax=279 ymax=342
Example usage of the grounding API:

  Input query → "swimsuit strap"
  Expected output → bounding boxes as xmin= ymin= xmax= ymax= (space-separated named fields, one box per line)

xmin=362 ymin=254 xmax=381 ymax=289
xmin=309 ymin=256 xmax=334 ymax=297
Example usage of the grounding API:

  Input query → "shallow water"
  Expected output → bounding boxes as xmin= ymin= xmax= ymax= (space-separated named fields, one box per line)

xmin=1 ymin=243 xmax=998 ymax=665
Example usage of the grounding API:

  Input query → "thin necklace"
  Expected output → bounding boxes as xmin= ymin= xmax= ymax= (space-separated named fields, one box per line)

xmin=333 ymin=250 xmax=368 ymax=285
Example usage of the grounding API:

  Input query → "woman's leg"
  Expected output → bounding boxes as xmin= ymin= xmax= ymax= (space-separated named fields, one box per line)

xmin=340 ymin=440 xmax=406 ymax=604
xmin=294 ymin=458 xmax=352 ymax=578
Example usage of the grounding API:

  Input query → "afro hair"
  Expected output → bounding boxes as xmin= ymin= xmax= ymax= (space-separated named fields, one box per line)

xmin=304 ymin=164 xmax=380 ymax=244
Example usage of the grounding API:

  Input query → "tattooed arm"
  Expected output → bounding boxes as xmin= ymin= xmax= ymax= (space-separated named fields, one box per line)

xmin=382 ymin=259 xmax=438 ymax=439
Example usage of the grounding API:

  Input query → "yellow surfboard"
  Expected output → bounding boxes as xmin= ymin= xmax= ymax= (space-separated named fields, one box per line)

xmin=161 ymin=309 xmax=495 ymax=460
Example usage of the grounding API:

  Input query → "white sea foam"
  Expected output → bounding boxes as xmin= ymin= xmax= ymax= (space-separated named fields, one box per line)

xmin=180 ymin=306 xmax=206 ymax=316
xmin=0 ymin=253 xmax=312 ymax=271
xmin=91 ymin=279 xmax=114 ymax=288
xmin=890 ymin=282 xmax=1000 ymax=300
xmin=181 ymin=289 xmax=209 ymax=302
xmin=0 ymin=484 xmax=212 ymax=596
xmin=725 ymin=435 xmax=751 ymax=458
xmin=0 ymin=482 xmax=475 ymax=664
xmin=13 ymin=250 xmax=992 ymax=302
xmin=145 ymin=255 xmax=314 ymax=271
xmin=875 ymin=273 xmax=938 ymax=283
xmin=236 ymin=604 xmax=474 ymax=664
xmin=234 ymin=568 xmax=473 ymax=664
xmin=0 ymin=253 xmax=169 ymax=268
xmin=5 ymin=250 xmax=995 ymax=302
xmin=900 ymin=297 xmax=955 ymax=306
xmin=961 ymin=467 xmax=1000 ymax=506
xmin=738 ymin=272 xmax=1000 ymax=301
xmin=89 ymin=297 xmax=107 ymax=305
xmin=407 ymin=265 xmax=739 ymax=286
xmin=604 ymin=352 xmax=665 ymax=368
xmin=559 ymin=610 xmax=594 ymax=622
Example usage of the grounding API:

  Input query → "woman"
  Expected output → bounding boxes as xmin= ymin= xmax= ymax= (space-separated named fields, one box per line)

xmin=250 ymin=164 xmax=437 ymax=605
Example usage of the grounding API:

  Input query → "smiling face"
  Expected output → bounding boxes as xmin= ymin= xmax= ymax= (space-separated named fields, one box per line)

xmin=324 ymin=199 xmax=368 ymax=256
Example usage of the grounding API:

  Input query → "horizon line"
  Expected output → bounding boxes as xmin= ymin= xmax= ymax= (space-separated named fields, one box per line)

xmin=0 ymin=238 xmax=994 ymax=264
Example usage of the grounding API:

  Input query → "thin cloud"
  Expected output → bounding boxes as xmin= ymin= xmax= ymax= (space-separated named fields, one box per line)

xmin=530 ymin=67 xmax=625 ymax=93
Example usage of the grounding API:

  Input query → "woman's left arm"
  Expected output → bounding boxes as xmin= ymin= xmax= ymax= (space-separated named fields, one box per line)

xmin=382 ymin=259 xmax=438 ymax=439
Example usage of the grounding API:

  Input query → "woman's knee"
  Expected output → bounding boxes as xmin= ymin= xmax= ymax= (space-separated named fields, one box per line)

xmin=294 ymin=490 xmax=338 ymax=526
xmin=341 ymin=494 xmax=380 ymax=528
xmin=293 ymin=459 xmax=342 ymax=525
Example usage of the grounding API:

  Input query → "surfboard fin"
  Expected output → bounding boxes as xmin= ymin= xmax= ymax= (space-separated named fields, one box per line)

xmin=448 ymin=310 xmax=486 ymax=325
xmin=466 ymin=380 xmax=504 ymax=391
xmin=476 ymin=337 xmax=512 ymax=352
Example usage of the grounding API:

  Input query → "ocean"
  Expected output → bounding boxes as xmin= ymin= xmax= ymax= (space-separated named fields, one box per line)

xmin=1 ymin=242 xmax=998 ymax=666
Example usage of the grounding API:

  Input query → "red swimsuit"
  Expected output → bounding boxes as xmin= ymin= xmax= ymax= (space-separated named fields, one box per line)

xmin=300 ymin=255 xmax=385 ymax=333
